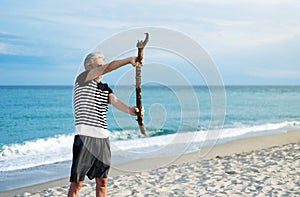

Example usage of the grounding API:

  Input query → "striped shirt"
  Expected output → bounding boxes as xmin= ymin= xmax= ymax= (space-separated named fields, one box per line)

xmin=73 ymin=71 xmax=113 ymax=138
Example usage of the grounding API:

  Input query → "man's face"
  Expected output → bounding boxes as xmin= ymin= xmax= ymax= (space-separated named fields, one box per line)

xmin=94 ymin=57 xmax=104 ymax=67
xmin=86 ymin=57 xmax=105 ymax=71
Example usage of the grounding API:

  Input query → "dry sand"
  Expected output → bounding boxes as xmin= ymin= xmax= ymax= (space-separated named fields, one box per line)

xmin=1 ymin=130 xmax=299 ymax=197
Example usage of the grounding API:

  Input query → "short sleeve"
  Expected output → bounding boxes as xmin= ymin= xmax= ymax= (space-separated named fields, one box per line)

xmin=101 ymin=83 xmax=113 ymax=94
xmin=97 ymin=82 xmax=113 ymax=94
xmin=107 ymin=86 xmax=113 ymax=94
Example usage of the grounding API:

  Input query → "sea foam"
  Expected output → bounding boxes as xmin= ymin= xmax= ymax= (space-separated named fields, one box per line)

xmin=0 ymin=121 xmax=299 ymax=172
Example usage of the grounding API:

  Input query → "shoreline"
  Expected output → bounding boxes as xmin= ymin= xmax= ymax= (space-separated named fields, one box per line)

xmin=111 ymin=129 xmax=300 ymax=174
xmin=1 ymin=129 xmax=299 ymax=196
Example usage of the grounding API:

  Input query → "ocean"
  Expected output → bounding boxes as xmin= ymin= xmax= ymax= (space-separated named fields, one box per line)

xmin=0 ymin=85 xmax=300 ymax=191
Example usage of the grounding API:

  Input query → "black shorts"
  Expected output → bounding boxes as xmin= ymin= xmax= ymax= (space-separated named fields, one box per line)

xmin=69 ymin=135 xmax=111 ymax=182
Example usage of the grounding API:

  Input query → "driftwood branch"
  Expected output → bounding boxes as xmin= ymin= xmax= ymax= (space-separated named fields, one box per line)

xmin=135 ymin=33 xmax=149 ymax=135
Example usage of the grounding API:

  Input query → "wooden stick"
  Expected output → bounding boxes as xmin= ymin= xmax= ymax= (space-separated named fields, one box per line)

xmin=135 ymin=33 xmax=149 ymax=135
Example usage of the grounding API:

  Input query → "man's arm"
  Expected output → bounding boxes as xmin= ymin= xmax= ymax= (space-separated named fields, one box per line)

xmin=85 ymin=57 xmax=139 ymax=83
xmin=103 ymin=57 xmax=138 ymax=75
xmin=109 ymin=93 xmax=142 ymax=116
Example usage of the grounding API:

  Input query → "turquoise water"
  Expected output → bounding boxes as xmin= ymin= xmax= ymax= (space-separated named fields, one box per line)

xmin=0 ymin=85 xmax=300 ymax=191
xmin=0 ymin=86 xmax=74 ymax=146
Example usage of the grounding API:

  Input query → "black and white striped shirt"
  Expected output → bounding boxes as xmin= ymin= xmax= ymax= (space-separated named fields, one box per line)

xmin=73 ymin=71 xmax=113 ymax=138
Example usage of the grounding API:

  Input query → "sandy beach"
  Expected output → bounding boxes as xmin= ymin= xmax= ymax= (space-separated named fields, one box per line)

xmin=2 ymin=130 xmax=299 ymax=197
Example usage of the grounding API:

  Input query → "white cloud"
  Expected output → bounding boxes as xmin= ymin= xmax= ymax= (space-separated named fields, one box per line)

xmin=0 ymin=42 xmax=19 ymax=55
xmin=0 ymin=32 xmax=40 ymax=55
xmin=0 ymin=43 xmax=6 ymax=52
xmin=184 ymin=0 xmax=299 ymax=5
xmin=249 ymin=69 xmax=300 ymax=78
xmin=6 ymin=0 xmax=300 ymax=50
xmin=182 ymin=18 xmax=300 ymax=53
xmin=0 ymin=42 xmax=38 ymax=56
xmin=199 ymin=18 xmax=253 ymax=27
xmin=1 ymin=0 xmax=300 ymax=85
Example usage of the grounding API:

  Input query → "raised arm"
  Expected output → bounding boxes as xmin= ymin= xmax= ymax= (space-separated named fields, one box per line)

xmin=103 ymin=57 xmax=139 ymax=74
xmin=85 ymin=56 xmax=140 ymax=83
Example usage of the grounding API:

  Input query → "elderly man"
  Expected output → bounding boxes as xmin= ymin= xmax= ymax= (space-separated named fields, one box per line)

xmin=68 ymin=52 xmax=143 ymax=197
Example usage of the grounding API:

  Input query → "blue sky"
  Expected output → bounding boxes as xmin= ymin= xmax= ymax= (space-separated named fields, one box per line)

xmin=0 ymin=0 xmax=299 ymax=85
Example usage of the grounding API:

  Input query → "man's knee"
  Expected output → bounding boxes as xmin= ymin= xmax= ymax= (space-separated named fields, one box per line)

xmin=71 ymin=181 xmax=84 ymax=191
xmin=96 ymin=178 xmax=108 ymax=187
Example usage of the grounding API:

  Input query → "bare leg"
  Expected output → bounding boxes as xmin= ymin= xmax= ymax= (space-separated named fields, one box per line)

xmin=68 ymin=181 xmax=84 ymax=197
xmin=96 ymin=178 xmax=108 ymax=197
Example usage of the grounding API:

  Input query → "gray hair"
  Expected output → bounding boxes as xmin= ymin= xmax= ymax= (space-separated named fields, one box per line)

xmin=84 ymin=52 xmax=105 ymax=67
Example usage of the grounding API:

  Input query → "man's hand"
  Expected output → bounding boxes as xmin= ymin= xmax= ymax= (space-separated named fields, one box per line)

xmin=129 ymin=106 xmax=144 ymax=117
xmin=130 ymin=56 xmax=144 ymax=67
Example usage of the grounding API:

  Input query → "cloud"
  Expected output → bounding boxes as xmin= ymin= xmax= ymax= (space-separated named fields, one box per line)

xmin=249 ymin=69 xmax=300 ymax=79
xmin=0 ymin=32 xmax=39 ymax=55
xmin=186 ymin=19 xmax=300 ymax=55
xmin=1 ymin=0 xmax=299 ymax=85
xmin=0 ymin=32 xmax=22 ymax=41
xmin=0 ymin=42 xmax=6 ymax=53
xmin=0 ymin=42 xmax=36 ymax=56
xmin=198 ymin=18 xmax=253 ymax=27
xmin=4 ymin=0 xmax=299 ymax=51
xmin=184 ymin=0 xmax=299 ymax=5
